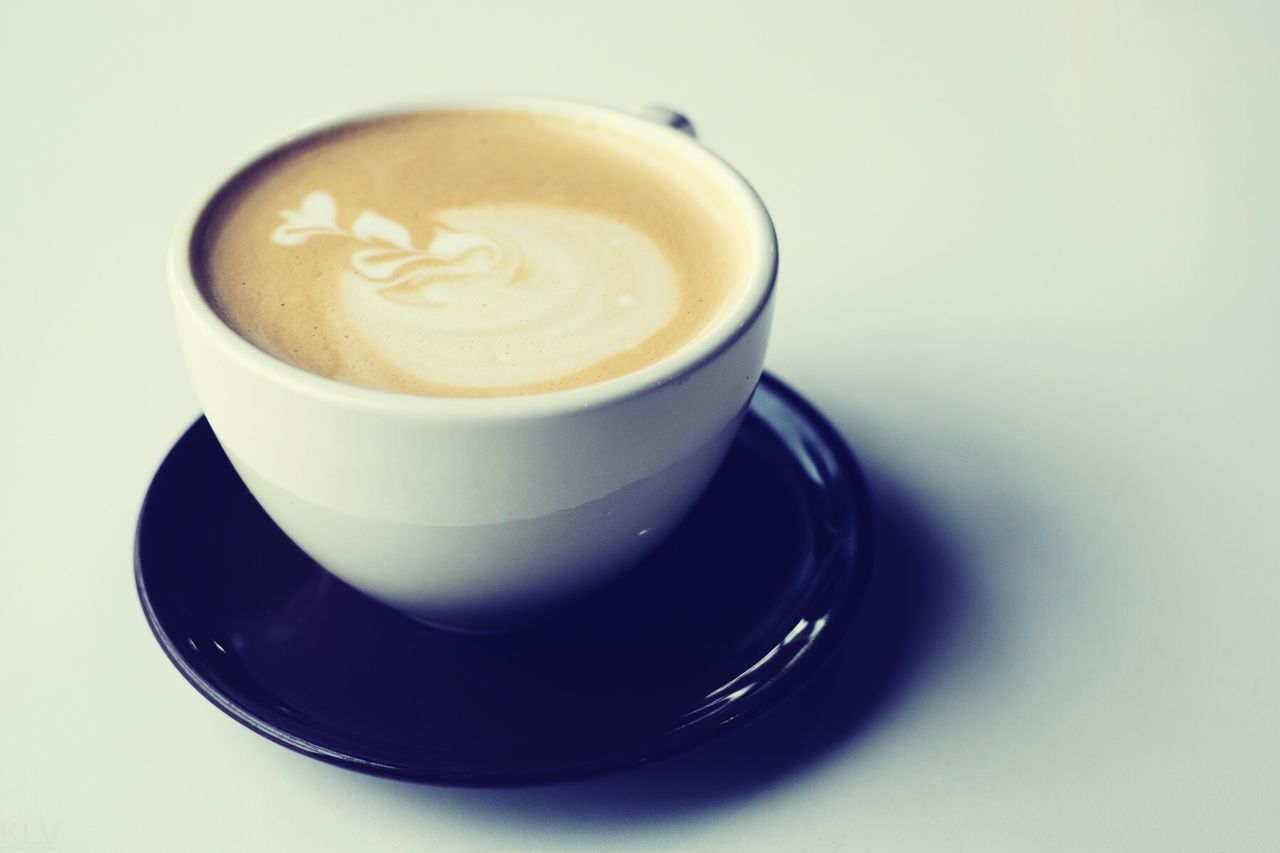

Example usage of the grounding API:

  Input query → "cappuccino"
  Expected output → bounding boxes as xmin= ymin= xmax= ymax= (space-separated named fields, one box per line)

xmin=195 ymin=109 xmax=750 ymax=397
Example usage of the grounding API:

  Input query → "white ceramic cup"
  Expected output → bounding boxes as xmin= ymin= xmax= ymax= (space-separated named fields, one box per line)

xmin=168 ymin=98 xmax=778 ymax=632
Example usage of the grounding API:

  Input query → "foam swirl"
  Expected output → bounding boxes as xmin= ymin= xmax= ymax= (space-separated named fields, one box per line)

xmin=273 ymin=192 xmax=680 ymax=390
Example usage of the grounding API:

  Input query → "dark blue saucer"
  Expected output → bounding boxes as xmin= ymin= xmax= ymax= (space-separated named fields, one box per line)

xmin=134 ymin=374 xmax=873 ymax=786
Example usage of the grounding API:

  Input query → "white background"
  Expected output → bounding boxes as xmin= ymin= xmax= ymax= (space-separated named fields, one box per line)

xmin=2 ymin=1 xmax=1278 ymax=850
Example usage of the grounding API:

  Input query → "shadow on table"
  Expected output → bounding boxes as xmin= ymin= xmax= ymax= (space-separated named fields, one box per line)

xmin=380 ymin=453 xmax=973 ymax=828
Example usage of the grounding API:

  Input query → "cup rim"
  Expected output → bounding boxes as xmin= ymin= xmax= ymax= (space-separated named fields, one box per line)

xmin=168 ymin=96 xmax=778 ymax=421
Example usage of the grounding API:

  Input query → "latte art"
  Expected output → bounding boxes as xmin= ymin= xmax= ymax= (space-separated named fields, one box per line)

xmin=273 ymin=192 xmax=679 ymax=389
xmin=197 ymin=109 xmax=748 ymax=396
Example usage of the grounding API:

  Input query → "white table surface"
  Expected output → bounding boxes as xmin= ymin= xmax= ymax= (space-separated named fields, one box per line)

xmin=3 ymin=1 xmax=1277 ymax=850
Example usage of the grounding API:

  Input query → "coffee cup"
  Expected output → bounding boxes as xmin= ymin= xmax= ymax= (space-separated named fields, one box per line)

xmin=168 ymin=97 xmax=777 ymax=632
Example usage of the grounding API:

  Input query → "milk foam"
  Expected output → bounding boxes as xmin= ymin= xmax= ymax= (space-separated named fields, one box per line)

xmin=200 ymin=109 xmax=748 ymax=397
xmin=272 ymin=191 xmax=679 ymax=388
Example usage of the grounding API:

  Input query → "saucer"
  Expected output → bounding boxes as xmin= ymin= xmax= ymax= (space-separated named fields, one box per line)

xmin=134 ymin=374 xmax=874 ymax=786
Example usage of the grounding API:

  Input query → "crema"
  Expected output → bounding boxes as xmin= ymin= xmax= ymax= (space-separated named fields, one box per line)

xmin=195 ymin=109 xmax=749 ymax=397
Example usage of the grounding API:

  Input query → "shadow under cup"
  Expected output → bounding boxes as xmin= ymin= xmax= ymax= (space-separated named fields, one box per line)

xmin=169 ymin=98 xmax=778 ymax=632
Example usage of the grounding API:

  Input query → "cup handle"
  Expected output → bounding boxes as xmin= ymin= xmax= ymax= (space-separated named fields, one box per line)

xmin=633 ymin=106 xmax=697 ymax=138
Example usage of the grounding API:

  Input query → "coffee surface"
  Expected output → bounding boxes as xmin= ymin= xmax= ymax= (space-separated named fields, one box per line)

xmin=196 ymin=109 xmax=747 ymax=396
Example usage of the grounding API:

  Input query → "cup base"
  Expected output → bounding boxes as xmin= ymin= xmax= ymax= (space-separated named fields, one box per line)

xmin=226 ymin=412 xmax=745 ymax=633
